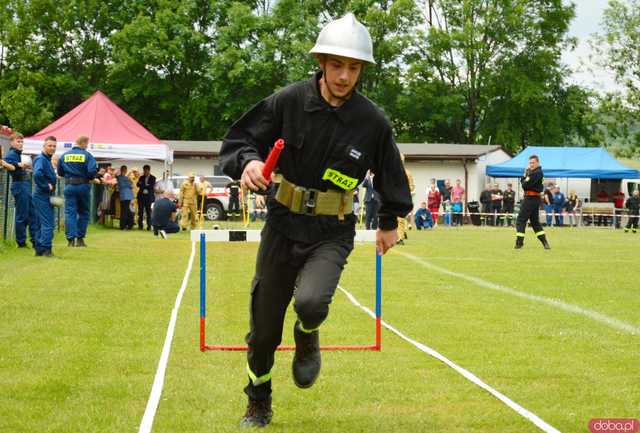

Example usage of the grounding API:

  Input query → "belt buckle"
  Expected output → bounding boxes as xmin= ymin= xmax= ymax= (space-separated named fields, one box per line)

xmin=302 ymin=189 xmax=318 ymax=215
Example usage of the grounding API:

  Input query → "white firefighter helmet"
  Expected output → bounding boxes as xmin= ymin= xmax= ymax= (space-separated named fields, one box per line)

xmin=309 ymin=13 xmax=375 ymax=64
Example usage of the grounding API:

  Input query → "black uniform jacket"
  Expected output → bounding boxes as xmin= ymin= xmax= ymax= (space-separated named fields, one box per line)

xmin=626 ymin=196 xmax=640 ymax=213
xmin=220 ymin=71 xmax=412 ymax=243
xmin=521 ymin=167 xmax=544 ymax=193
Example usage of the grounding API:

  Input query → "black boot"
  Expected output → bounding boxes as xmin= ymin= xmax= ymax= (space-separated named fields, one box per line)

xmin=515 ymin=235 xmax=524 ymax=249
xmin=75 ymin=238 xmax=87 ymax=247
xmin=538 ymin=234 xmax=551 ymax=250
xmin=68 ymin=238 xmax=76 ymax=247
xmin=35 ymin=249 xmax=43 ymax=257
xmin=292 ymin=320 xmax=321 ymax=389
xmin=42 ymin=249 xmax=54 ymax=257
xmin=239 ymin=397 xmax=272 ymax=428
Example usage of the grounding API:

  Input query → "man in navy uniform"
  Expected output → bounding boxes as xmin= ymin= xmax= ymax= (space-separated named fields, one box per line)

xmin=57 ymin=135 xmax=98 ymax=247
xmin=515 ymin=154 xmax=550 ymax=249
xmin=2 ymin=132 xmax=36 ymax=247
xmin=32 ymin=137 xmax=58 ymax=257
xmin=220 ymin=13 xmax=412 ymax=428
xmin=137 ymin=164 xmax=156 ymax=230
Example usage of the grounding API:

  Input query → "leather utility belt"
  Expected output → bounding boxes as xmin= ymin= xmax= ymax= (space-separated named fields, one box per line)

xmin=65 ymin=177 xmax=89 ymax=185
xmin=275 ymin=177 xmax=353 ymax=220
xmin=525 ymin=190 xmax=541 ymax=197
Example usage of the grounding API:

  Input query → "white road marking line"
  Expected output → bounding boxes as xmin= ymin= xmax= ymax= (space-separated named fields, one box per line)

xmin=139 ymin=241 xmax=196 ymax=433
xmin=396 ymin=250 xmax=640 ymax=336
xmin=338 ymin=285 xmax=563 ymax=433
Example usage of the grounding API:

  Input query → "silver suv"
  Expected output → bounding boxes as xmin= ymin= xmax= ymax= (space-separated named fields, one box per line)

xmin=169 ymin=175 xmax=234 ymax=220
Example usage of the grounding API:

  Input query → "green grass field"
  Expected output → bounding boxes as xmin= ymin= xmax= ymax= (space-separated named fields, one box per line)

xmin=1 ymin=224 xmax=638 ymax=433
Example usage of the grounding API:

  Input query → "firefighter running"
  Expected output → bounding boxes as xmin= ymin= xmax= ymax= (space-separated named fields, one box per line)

xmin=515 ymin=154 xmax=551 ymax=249
xmin=219 ymin=13 xmax=412 ymax=428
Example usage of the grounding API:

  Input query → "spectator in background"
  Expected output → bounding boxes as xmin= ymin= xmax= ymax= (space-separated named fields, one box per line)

xmin=116 ymin=165 xmax=135 ymax=230
xmin=152 ymin=188 xmax=180 ymax=239
xmin=552 ymin=186 xmax=566 ymax=226
xmin=440 ymin=179 xmax=453 ymax=225
xmin=427 ymin=184 xmax=441 ymax=225
xmin=137 ymin=165 xmax=156 ymax=231
xmin=363 ymin=171 xmax=380 ymax=230
xmin=596 ymin=189 xmax=610 ymax=226
xmin=612 ymin=189 xmax=625 ymax=229
xmin=352 ymin=188 xmax=360 ymax=217
xmin=414 ymin=202 xmax=433 ymax=230
xmin=624 ymin=189 xmax=640 ymax=233
xmin=565 ymin=189 xmax=580 ymax=227
xmin=502 ymin=183 xmax=516 ymax=226
xmin=251 ymin=194 xmax=267 ymax=222
xmin=451 ymin=179 xmax=465 ymax=226
xmin=154 ymin=169 xmax=172 ymax=201
xmin=490 ymin=183 xmax=503 ymax=226
xmin=479 ymin=183 xmax=492 ymax=226
xmin=543 ymin=182 xmax=555 ymax=226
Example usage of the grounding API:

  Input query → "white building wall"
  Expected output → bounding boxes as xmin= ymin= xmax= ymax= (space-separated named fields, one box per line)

xmin=407 ymin=149 xmax=511 ymax=210
xmin=102 ymin=157 xmax=216 ymax=178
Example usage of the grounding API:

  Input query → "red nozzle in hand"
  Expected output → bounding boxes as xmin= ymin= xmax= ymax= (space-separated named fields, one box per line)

xmin=261 ymin=138 xmax=285 ymax=182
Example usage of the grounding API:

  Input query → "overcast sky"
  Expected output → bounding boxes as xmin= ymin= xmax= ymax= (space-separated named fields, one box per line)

xmin=563 ymin=0 xmax=621 ymax=92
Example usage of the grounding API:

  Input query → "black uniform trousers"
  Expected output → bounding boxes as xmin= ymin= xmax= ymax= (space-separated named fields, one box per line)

xmin=244 ymin=223 xmax=353 ymax=401
xmin=626 ymin=211 xmax=639 ymax=230
xmin=228 ymin=195 xmax=240 ymax=217
xmin=365 ymin=200 xmax=379 ymax=230
xmin=138 ymin=195 xmax=153 ymax=229
xmin=503 ymin=202 xmax=514 ymax=226
xmin=515 ymin=196 xmax=547 ymax=245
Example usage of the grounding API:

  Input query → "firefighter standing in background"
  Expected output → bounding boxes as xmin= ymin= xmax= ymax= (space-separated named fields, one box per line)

xmin=179 ymin=172 xmax=198 ymax=230
xmin=502 ymin=183 xmax=516 ymax=226
xmin=219 ymin=13 xmax=412 ymax=428
xmin=226 ymin=179 xmax=241 ymax=219
xmin=396 ymin=153 xmax=414 ymax=245
xmin=624 ymin=189 xmax=640 ymax=233
xmin=2 ymin=132 xmax=36 ymax=247
xmin=57 ymin=135 xmax=98 ymax=247
xmin=515 ymin=154 xmax=551 ymax=249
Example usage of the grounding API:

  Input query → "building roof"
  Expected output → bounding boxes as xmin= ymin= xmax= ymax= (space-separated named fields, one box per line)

xmin=164 ymin=140 xmax=222 ymax=156
xmin=397 ymin=143 xmax=504 ymax=159
xmin=163 ymin=140 xmax=505 ymax=160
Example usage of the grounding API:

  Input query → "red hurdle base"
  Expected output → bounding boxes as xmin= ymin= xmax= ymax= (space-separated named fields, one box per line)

xmin=200 ymin=317 xmax=382 ymax=352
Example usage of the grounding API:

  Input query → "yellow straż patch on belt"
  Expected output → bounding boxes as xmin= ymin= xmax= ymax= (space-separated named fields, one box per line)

xmin=322 ymin=168 xmax=357 ymax=190
xmin=64 ymin=154 xmax=86 ymax=163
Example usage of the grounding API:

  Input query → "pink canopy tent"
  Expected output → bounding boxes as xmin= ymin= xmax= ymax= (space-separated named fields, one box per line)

xmin=24 ymin=91 xmax=172 ymax=162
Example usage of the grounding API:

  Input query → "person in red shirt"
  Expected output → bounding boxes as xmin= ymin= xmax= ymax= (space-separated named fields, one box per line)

xmin=612 ymin=190 xmax=625 ymax=228
xmin=427 ymin=183 xmax=441 ymax=224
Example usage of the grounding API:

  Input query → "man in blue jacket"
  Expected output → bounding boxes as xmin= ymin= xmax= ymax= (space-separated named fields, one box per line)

xmin=32 ymin=137 xmax=58 ymax=257
xmin=2 ymin=132 xmax=36 ymax=247
xmin=57 ymin=135 xmax=98 ymax=247
xmin=414 ymin=202 xmax=433 ymax=229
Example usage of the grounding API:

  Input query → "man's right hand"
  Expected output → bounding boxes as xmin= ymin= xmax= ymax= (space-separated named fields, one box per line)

xmin=242 ymin=160 xmax=268 ymax=192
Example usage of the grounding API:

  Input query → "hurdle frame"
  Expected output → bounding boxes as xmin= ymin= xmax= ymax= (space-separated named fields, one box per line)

xmin=197 ymin=230 xmax=382 ymax=352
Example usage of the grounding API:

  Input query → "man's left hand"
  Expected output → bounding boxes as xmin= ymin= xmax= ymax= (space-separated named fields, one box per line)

xmin=376 ymin=229 xmax=398 ymax=255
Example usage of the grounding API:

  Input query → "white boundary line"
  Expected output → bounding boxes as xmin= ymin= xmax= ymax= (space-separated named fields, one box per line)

xmin=138 ymin=241 xmax=196 ymax=433
xmin=337 ymin=285 xmax=563 ymax=433
xmin=395 ymin=250 xmax=640 ymax=336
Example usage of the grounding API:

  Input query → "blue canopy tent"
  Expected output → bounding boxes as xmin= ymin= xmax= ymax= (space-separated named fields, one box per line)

xmin=486 ymin=146 xmax=640 ymax=179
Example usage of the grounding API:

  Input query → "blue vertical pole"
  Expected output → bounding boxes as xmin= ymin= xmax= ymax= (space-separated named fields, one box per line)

xmin=199 ymin=232 xmax=206 ymax=350
xmin=375 ymin=251 xmax=382 ymax=349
